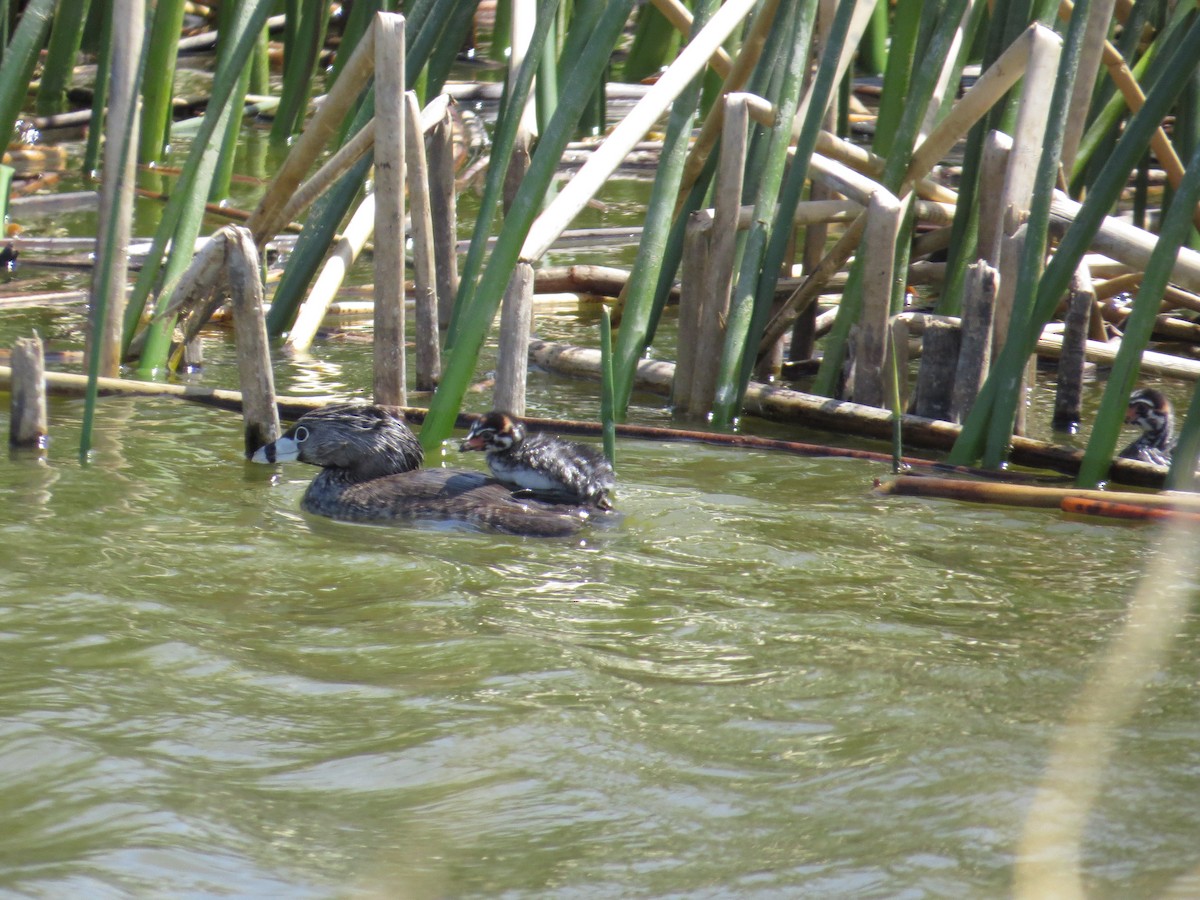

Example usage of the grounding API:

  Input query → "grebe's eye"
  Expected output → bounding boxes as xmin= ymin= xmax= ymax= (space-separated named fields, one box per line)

xmin=293 ymin=425 xmax=310 ymax=443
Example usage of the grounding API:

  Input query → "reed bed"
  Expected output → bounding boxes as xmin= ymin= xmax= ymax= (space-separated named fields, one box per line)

xmin=3 ymin=0 xmax=1200 ymax=487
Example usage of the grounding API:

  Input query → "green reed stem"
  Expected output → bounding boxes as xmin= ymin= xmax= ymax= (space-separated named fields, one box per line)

xmin=815 ymin=0 xmax=970 ymax=397
xmin=949 ymin=10 xmax=1200 ymax=467
xmin=859 ymin=0 xmax=888 ymax=76
xmin=424 ymin=1 xmax=479 ymax=97
xmin=408 ymin=0 xmax=473 ymax=96
xmin=0 ymin=0 xmax=55 ymax=148
xmin=264 ymin=95 xmax=375 ymax=337
xmin=710 ymin=0 xmax=816 ymax=429
xmin=81 ymin=3 xmax=112 ymax=177
xmin=622 ymin=2 xmax=681 ymax=84
xmin=445 ymin=0 xmax=566 ymax=348
xmin=600 ymin=306 xmax=617 ymax=467
xmin=35 ymin=0 xmax=91 ymax=115
xmin=0 ymin=163 xmax=13 ymax=223
xmin=1169 ymin=387 xmax=1200 ymax=492
xmin=872 ymin=0 xmax=923 ymax=159
xmin=535 ymin=4 xmax=560 ymax=136
xmin=890 ymin=325 xmax=903 ymax=474
xmin=137 ymin=0 xmax=186 ymax=161
xmin=269 ymin=1 xmax=473 ymax=339
xmin=123 ymin=0 xmax=275 ymax=356
xmin=81 ymin=3 xmax=145 ymax=461
xmin=1069 ymin=3 xmax=1189 ymax=192
xmin=977 ymin=0 xmax=1092 ymax=468
xmin=331 ymin=0 xmax=381 ymax=85
xmin=733 ymin=0 xmax=855 ymax=411
xmin=1077 ymin=139 xmax=1200 ymax=488
xmin=269 ymin=0 xmax=329 ymax=144
xmin=421 ymin=0 xmax=636 ymax=454
xmin=611 ymin=0 xmax=718 ymax=419
xmin=209 ymin=0 xmax=252 ymax=203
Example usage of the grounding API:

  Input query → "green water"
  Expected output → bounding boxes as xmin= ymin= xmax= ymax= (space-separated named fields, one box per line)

xmin=3 ymin=359 xmax=1199 ymax=896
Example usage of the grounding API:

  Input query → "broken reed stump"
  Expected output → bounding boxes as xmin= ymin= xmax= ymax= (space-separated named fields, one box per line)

xmin=404 ymin=90 xmax=441 ymax=392
xmin=1053 ymin=261 xmax=1096 ymax=430
xmin=672 ymin=208 xmax=712 ymax=417
xmin=688 ymin=210 xmax=727 ymax=419
xmin=494 ymin=261 xmax=535 ymax=415
xmin=9 ymin=333 xmax=47 ymax=452
xmin=913 ymin=318 xmax=962 ymax=420
xmin=851 ymin=189 xmax=903 ymax=408
xmin=427 ymin=103 xmax=460 ymax=329
xmin=227 ymin=228 xmax=280 ymax=457
xmin=950 ymin=261 xmax=998 ymax=423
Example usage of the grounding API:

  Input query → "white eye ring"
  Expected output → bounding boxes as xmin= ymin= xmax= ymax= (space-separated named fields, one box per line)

xmin=293 ymin=425 xmax=310 ymax=443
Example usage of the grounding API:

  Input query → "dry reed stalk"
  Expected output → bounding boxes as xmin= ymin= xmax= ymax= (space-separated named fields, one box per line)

xmin=1049 ymin=192 xmax=1200 ymax=293
xmin=975 ymin=130 xmax=1011 ymax=269
xmin=816 ymin=131 xmax=958 ymax=205
xmin=1058 ymin=0 xmax=1120 ymax=171
xmin=247 ymin=18 xmax=376 ymax=247
xmin=851 ymin=189 xmax=903 ymax=408
xmin=913 ymin=319 xmax=962 ymax=420
xmin=88 ymin=0 xmax=143 ymax=377
xmin=692 ymin=91 xmax=753 ymax=412
xmin=1052 ymin=261 xmax=1096 ymax=429
xmin=674 ymin=0 xmax=781 ymax=207
xmin=905 ymin=24 xmax=1050 ymax=188
xmin=790 ymin=0 xmax=881 ymax=137
xmin=283 ymin=193 xmax=376 ymax=356
xmin=372 ymin=12 xmax=406 ymax=406
xmin=405 ymin=91 xmax=440 ymax=392
xmin=522 ymin=0 xmax=763 ymax=262
xmin=993 ymin=223 xmax=1027 ymax=364
xmin=276 ymin=119 xmax=377 ymax=227
xmin=493 ymin=262 xmax=535 ymax=414
xmin=877 ymin=474 xmax=1200 ymax=510
xmin=982 ymin=26 xmax=1061 ymax=263
xmin=671 ymin=210 xmax=712 ymax=415
xmin=283 ymin=94 xmax=458 ymax=357
xmin=1059 ymin=0 xmax=1200 ymax=231
xmin=758 ymin=212 xmax=866 ymax=352
xmin=227 ymin=227 xmax=280 ymax=457
xmin=950 ymin=261 xmax=997 ymax=422
xmin=526 ymin=339 xmax=1169 ymax=486
xmin=688 ymin=210 xmax=725 ymax=417
xmin=901 ymin=309 xmax=1200 ymax=380
xmin=9 ymin=333 xmax=47 ymax=451
xmin=648 ymin=0 xmax=734 ymax=77
xmin=426 ymin=105 xmax=459 ymax=328
xmin=1059 ymin=497 xmax=1200 ymax=523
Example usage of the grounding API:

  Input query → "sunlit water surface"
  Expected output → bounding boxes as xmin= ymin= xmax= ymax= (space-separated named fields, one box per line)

xmin=3 ymin=379 xmax=1200 ymax=897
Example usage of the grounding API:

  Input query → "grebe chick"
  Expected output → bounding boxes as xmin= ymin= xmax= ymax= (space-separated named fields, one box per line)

xmin=460 ymin=410 xmax=615 ymax=510
xmin=1120 ymin=387 xmax=1174 ymax=467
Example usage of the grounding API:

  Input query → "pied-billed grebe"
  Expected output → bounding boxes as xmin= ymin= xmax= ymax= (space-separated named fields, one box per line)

xmin=459 ymin=410 xmax=615 ymax=510
xmin=252 ymin=404 xmax=601 ymax=537
xmin=1121 ymin=387 xmax=1174 ymax=467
